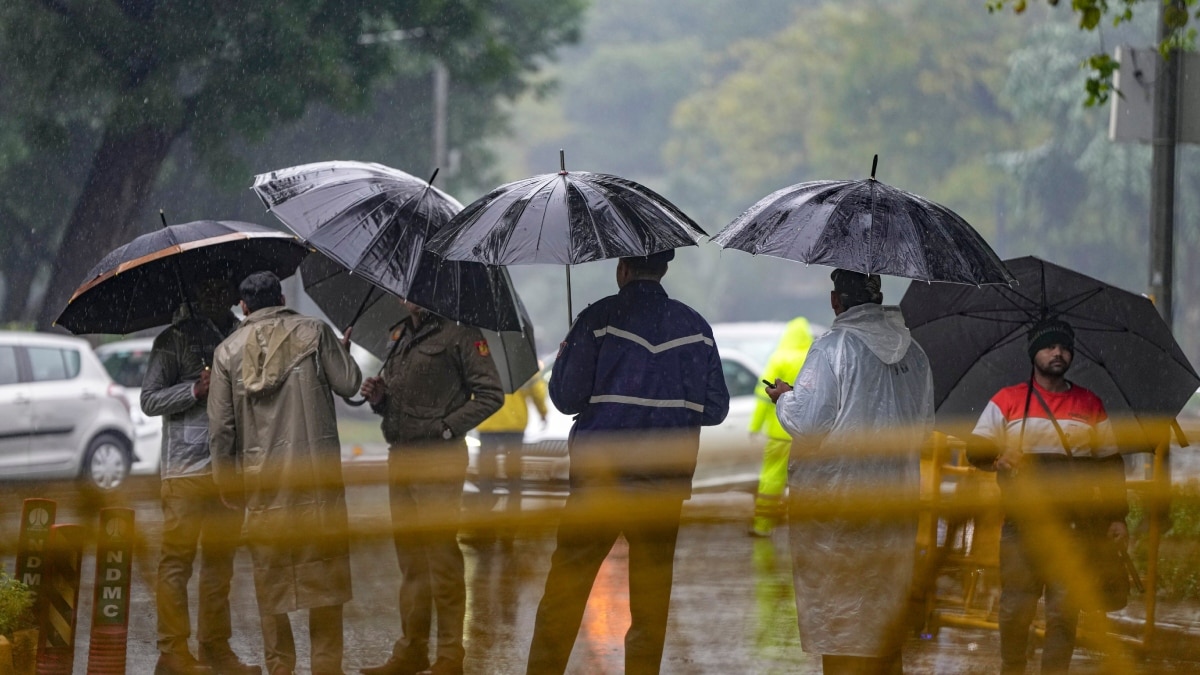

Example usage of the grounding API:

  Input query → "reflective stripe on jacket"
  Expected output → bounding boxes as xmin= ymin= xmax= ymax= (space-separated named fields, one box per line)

xmin=550 ymin=280 xmax=729 ymax=491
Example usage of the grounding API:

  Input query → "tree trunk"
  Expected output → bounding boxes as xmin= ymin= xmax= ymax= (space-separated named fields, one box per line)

xmin=35 ymin=124 xmax=180 ymax=330
xmin=0 ymin=250 xmax=40 ymax=324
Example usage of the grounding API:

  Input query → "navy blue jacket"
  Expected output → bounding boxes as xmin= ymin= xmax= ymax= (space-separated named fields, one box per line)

xmin=550 ymin=280 xmax=729 ymax=493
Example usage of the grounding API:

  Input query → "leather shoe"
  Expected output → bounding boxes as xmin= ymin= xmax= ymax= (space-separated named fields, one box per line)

xmin=155 ymin=652 xmax=214 ymax=675
xmin=419 ymin=660 xmax=463 ymax=675
xmin=199 ymin=644 xmax=262 ymax=675
xmin=360 ymin=657 xmax=426 ymax=675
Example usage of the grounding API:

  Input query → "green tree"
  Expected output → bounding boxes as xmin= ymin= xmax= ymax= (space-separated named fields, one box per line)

xmin=0 ymin=0 xmax=583 ymax=328
xmin=987 ymin=0 xmax=1199 ymax=105
xmin=476 ymin=0 xmax=806 ymax=340
xmin=662 ymin=0 xmax=1030 ymax=319
xmin=998 ymin=19 xmax=1200 ymax=362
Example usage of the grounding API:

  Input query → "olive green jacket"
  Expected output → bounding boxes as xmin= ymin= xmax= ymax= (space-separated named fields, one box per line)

xmin=374 ymin=313 xmax=504 ymax=446
xmin=208 ymin=306 xmax=362 ymax=614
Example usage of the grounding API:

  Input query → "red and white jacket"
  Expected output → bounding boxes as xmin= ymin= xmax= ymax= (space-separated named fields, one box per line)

xmin=972 ymin=380 xmax=1117 ymax=458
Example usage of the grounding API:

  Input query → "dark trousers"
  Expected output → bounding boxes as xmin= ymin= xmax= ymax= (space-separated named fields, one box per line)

xmin=388 ymin=445 xmax=468 ymax=669
xmin=477 ymin=431 xmax=524 ymax=513
xmin=156 ymin=474 xmax=238 ymax=655
xmin=999 ymin=520 xmax=1080 ymax=675
xmin=261 ymin=604 xmax=344 ymax=675
xmin=526 ymin=491 xmax=684 ymax=675
xmin=821 ymin=654 xmax=903 ymax=674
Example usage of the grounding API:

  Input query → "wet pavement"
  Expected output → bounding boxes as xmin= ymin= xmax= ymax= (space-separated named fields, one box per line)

xmin=2 ymin=474 xmax=1199 ymax=674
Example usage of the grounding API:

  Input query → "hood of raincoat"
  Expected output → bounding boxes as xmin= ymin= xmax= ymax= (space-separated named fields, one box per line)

xmin=831 ymin=304 xmax=911 ymax=365
xmin=777 ymin=316 xmax=816 ymax=354
xmin=750 ymin=316 xmax=816 ymax=438
xmin=239 ymin=306 xmax=321 ymax=397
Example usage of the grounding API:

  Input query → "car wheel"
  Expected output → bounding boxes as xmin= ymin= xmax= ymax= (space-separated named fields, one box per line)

xmin=82 ymin=432 xmax=131 ymax=492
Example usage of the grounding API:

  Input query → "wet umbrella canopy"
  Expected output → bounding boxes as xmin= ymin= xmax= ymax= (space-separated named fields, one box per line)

xmin=900 ymin=256 xmax=1200 ymax=444
xmin=299 ymin=253 xmax=538 ymax=394
xmin=55 ymin=220 xmax=308 ymax=335
xmin=711 ymin=156 xmax=1014 ymax=286
xmin=423 ymin=155 xmax=707 ymax=265
xmin=424 ymin=151 xmax=706 ymax=322
xmin=252 ymin=161 xmax=525 ymax=333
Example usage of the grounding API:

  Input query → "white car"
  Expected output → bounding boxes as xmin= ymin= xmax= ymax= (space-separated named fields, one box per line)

xmin=95 ymin=337 xmax=162 ymax=476
xmin=0 ymin=331 xmax=136 ymax=491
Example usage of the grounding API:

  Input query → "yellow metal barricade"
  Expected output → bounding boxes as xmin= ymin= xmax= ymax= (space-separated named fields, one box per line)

xmin=917 ymin=430 xmax=1179 ymax=656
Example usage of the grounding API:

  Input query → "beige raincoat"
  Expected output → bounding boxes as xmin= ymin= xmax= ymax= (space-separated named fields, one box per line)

xmin=208 ymin=306 xmax=362 ymax=614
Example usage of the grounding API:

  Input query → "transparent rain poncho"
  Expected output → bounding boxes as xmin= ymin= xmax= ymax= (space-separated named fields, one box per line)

xmin=776 ymin=303 xmax=934 ymax=656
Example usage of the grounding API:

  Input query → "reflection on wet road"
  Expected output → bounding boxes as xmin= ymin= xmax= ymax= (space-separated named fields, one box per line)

xmin=0 ymin=479 xmax=1195 ymax=674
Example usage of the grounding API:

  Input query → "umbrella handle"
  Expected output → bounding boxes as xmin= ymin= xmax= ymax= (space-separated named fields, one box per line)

xmin=342 ymin=395 xmax=369 ymax=407
xmin=566 ymin=264 xmax=573 ymax=328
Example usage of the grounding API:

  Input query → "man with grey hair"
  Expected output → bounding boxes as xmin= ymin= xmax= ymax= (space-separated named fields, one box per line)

xmin=767 ymin=268 xmax=934 ymax=674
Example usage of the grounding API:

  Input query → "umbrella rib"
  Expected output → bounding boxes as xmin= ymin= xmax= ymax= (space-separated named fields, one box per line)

xmin=347 ymin=184 xmax=428 ymax=271
xmin=529 ymin=176 xmax=558 ymax=264
xmin=1069 ymin=340 xmax=1142 ymax=418
xmin=573 ymin=177 xmax=611 ymax=262
xmin=935 ymin=326 xmax=1028 ymax=407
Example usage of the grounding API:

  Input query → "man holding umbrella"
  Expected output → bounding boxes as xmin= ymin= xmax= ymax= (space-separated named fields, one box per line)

xmin=526 ymin=250 xmax=730 ymax=675
xmin=141 ymin=269 xmax=260 ymax=675
xmin=968 ymin=318 xmax=1128 ymax=675
xmin=359 ymin=299 xmax=504 ymax=675
xmin=766 ymin=269 xmax=934 ymax=674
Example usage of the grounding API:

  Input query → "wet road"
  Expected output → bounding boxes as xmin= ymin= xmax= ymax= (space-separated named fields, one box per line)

xmin=0 ymin=475 xmax=1195 ymax=674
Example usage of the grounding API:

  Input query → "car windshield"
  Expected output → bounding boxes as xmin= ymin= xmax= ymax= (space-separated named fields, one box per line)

xmin=100 ymin=348 xmax=152 ymax=388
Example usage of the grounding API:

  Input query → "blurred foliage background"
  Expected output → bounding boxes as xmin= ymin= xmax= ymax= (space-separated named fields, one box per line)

xmin=1 ymin=0 xmax=1199 ymax=367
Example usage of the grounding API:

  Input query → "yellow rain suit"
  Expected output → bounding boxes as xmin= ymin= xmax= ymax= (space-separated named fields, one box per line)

xmin=748 ymin=317 xmax=815 ymax=535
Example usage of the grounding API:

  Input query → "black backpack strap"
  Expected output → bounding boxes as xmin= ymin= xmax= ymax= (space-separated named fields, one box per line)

xmin=1030 ymin=385 xmax=1073 ymax=456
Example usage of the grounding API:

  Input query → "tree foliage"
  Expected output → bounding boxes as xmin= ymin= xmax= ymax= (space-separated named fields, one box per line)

xmin=657 ymin=0 xmax=1031 ymax=320
xmin=0 ymin=0 xmax=583 ymax=327
xmin=998 ymin=18 xmax=1200 ymax=358
xmin=987 ymin=0 xmax=1200 ymax=105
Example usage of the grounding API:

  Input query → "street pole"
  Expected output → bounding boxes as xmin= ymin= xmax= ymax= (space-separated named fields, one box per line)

xmin=432 ymin=60 xmax=449 ymax=173
xmin=1149 ymin=2 xmax=1182 ymax=327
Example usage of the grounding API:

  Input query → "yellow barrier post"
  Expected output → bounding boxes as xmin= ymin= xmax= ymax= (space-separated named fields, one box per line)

xmin=34 ymin=524 xmax=86 ymax=675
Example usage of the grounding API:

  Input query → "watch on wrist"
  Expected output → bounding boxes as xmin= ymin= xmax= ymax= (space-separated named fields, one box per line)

xmin=441 ymin=423 xmax=453 ymax=440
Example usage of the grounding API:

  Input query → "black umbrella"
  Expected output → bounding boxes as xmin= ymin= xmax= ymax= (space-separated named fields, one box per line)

xmin=711 ymin=155 xmax=1014 ymax=286
xmin=424 ymin=150 xmax=707 ymax=322
xmin=899 ymin=256 xmax=1200 ymax=446
xmin=300 ymin=253 xmax=538 ymax=393
xmin=251 ymin=161 xmax=525 ymax=332
xmin=56 ymin=220 xmax=308 ymax=335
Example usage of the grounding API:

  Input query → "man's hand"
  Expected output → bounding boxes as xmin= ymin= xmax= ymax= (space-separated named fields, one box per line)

xmin=1109 ymin=520 xmax=1129 ymax=548
xmin=765 ymin=378 xmax=792 ymax=403
xmin=361 ymin=376 xmax=386 ymax=405
xmin=340 ymin=326 xmax=353 ymax=350
xmin=192 ymin=369 xmax=211 ymax=399
xmin=995 ymin=449 xmax=1022 ymax=473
